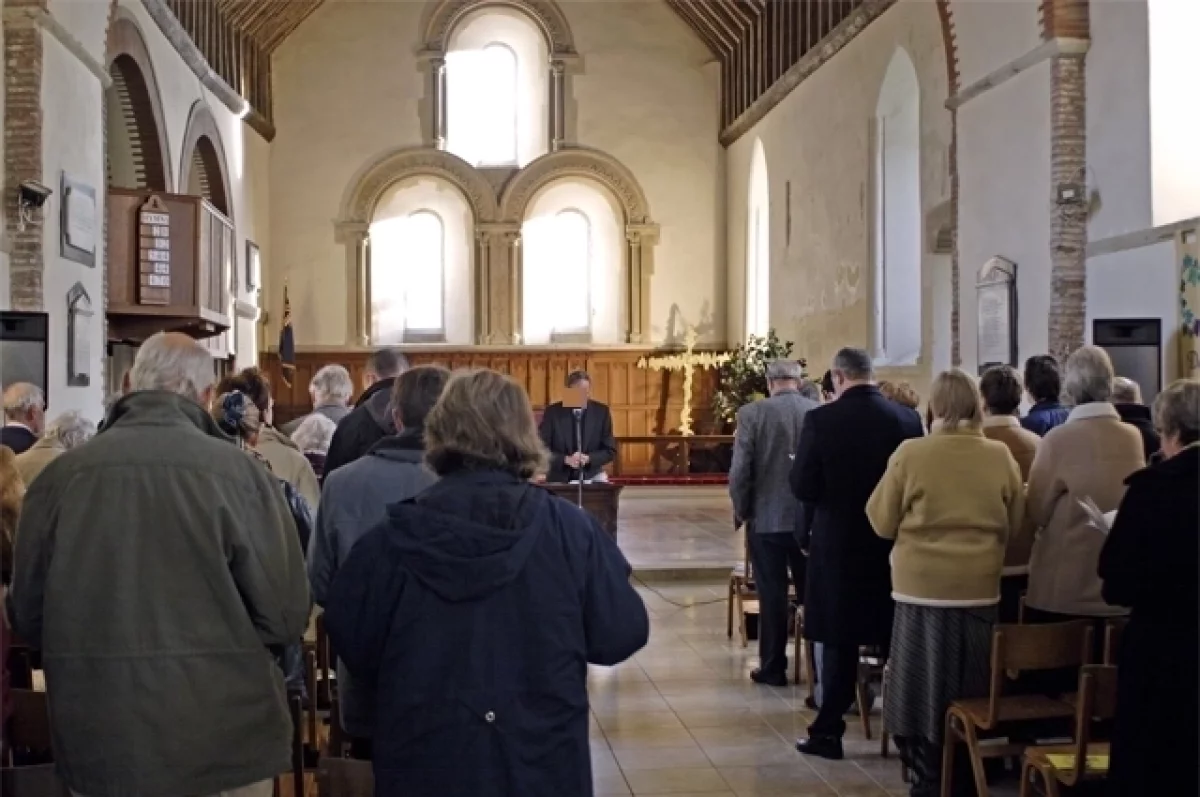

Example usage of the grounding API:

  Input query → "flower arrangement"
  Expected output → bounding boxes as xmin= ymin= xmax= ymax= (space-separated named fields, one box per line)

xmin=711 ymin=330 xmax=803 ymax=426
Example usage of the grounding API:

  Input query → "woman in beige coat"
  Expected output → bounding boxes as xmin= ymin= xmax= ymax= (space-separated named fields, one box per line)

xmin=13 ymin=411 xmax=96 ymax=487
xmin=1025 ymin=346 xmax=1144 ymax=675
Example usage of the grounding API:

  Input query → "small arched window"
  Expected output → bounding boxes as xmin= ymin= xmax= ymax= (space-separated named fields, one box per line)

xmin=447 ymin=42 xmax=519 ymax=167
xmin=552 ymin=209 xmax=592 ymax=334
xmin=372 ymin=209 xmax=445 ymax=342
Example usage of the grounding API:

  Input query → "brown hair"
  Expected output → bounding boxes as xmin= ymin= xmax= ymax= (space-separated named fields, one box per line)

xmin=390 ymin=366 xmax=452 ymax=429
xmin=928 ymin=368 xmax=984 ymax=429
xmin=210 ymin=390 xmax=263 ymax=442
xmin=879 ymin=380 xmax=920 ymax=410
xmin=0 ymin=446 xmax=25 ymax=585
xmin=216 ymin=368 xmax=272 ymax=417
xmin=424 ymin=369 xmax=548 ymax=479
xmin=979 ymin=365 xmax=1023 ymax=415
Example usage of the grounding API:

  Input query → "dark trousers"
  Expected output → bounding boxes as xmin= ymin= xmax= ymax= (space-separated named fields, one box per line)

xmin=809 ymin=643 xmax=859 ymax=738
xmin=747 ymin=531 xmax=806 ymax=678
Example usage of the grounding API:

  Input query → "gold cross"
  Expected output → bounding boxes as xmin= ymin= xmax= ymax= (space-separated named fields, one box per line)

xmin=638 ymin=326 xmax=731 ymax=436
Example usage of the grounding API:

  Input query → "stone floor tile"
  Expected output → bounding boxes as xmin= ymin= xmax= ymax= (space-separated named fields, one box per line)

xmin=594 ymin=770 xmax=633 ymax=795
xmin=716 ymin=764 xmax=833 ymax=796
xmin=614 ymin=744 xmax=712 ymax=771
xmin=622 ymin=766 xmax=731 ymax=794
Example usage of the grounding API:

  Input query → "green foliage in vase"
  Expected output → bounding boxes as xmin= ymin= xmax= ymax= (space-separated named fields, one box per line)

xmin=712 ymin=330 xmax=804 ymax=426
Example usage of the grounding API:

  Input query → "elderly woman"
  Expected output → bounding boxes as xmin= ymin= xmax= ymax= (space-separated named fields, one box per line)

xmin=282 ymin=364 xmax=354 ymax=436
xmin=867 ymin=369 xmax=1024 ymax=797
xmin=324 ymin=369 xmax=648 ymax=797
xmin=14 ymin=411 xmax=96 ymax=486
xmin=879 ymin=380 xmax=921 ymax=411
xmin=291 ymin=413 xmax=337 ymax=479
xmin=1098 ymin=379 xmax=1199 ymax=796
xmin=1024 ymin=346 xmax=1144 ymax=664
xmin=0 ymin=447 xmax=23 ymax=586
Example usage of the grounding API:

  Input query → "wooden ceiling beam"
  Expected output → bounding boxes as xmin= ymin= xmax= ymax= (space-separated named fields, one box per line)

xmin=683 ymin=0 xmax=742 ymax=48
xmin=665 ymin=0 xmax=729 ymax=55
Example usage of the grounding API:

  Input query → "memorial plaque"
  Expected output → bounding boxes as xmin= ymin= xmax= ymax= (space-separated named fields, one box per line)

xmin=61 ymin=174 xmax=97 ymax=267
xmin=138 ymin=196 xmax=172 ymax=305
xmin=67 ymin=282 xmax=93 ymax=387
xmin=976 ymin=257 xmax=1017 ymax=373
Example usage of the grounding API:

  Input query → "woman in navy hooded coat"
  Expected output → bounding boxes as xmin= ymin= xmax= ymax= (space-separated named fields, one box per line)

xmin=325 ymin=368 xmax=649 ymax=797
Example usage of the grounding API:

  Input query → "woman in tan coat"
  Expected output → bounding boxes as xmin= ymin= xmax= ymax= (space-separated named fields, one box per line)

xmin=1025 ymin=346 xmax=1144 ymax=672
xmin=867 ymin=369 xmax=1024 ymax=797
xmin=0 ymin=446 xmax=25 ymax=586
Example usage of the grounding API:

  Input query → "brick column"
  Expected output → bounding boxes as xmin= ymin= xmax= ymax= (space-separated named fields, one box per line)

xmin=1044 ymin=0 xmax=1090 ymax=362
xmin=4 ymin=0 xmax=50 ymax=311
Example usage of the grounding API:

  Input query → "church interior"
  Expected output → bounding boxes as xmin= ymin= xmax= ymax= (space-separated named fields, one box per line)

xmin=1 ymin=0 xmax=1198 ymax=794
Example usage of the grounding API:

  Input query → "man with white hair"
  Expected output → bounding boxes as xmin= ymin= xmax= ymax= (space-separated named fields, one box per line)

xmin=14 ymin=410 xmax=96 ymax=486
xmin=1112 ymin=376 xmax=1160 ymax=461
xmin=1 ymin=382 xmax=45 ymax=454
xmin=280 ymin=364 xmax=354 ymax=437
xmin=9 ymin=331 xmax=310 ymax=797
xmin=729 ymin=359 xmax=818 ymax=687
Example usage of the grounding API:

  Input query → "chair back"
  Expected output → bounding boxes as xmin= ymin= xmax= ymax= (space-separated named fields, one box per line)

xmin=8 ymin=690 xmax=53 ymax=758
xmin=317 ymin=757 xmax=374 ymax=797
xmin=1102 ymin=617 xmax=1128 ymax=665
xmin=982 ymin=621 xmax=1093 ymax=726
xmin=1065 ymin=664 xmax=1119 ymax=781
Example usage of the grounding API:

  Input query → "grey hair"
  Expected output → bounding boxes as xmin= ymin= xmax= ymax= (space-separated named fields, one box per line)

xmin=767 ymin=360 xmax=804 ymax=382
xmin=291 ymin=413 xmax=337 ymax=454
xmin=45 ymin=411 xmax=96 ymax=451
xmin=1153 ymin=379 xmax=1200 ymax=445
xmin=309 ymin=365 xmax=353 ymax=406
xmin=128 ymin=332 xmax=216 ymax=403
xmin=1111 ymin=376 xmax=1142 ymax=404
xmin=2 ymin=382 xmax=44 ymax=420
xmin=832 ymin=347 xmax=873 ymax=381
xmin=798 ymin=381 xmax=822 ymax=402
xmin=1063 ymin=345 xmax=1115 ymax=405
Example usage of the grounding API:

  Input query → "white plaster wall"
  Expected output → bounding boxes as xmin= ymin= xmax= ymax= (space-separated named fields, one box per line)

xmin=1086 ymin=241 xmax=1178 ymax=390
xmin=957 ymin=63 xmax=1051 ymax=374
xmin=949 ymin=0 xmax=1042 ymax=88
xmin=1087 ymin=0 xmax=1153 ymax=241
xmin=725 ymin=0 xmax=951 ymax=377
xmin=40 ymin=30 xmax=106 ymax=419
xmin=269 ymin=0 xmax=721 ymax=347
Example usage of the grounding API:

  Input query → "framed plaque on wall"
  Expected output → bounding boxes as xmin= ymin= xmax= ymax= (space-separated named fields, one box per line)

xmin=977 ymin=257 xmax=1018 ymax=373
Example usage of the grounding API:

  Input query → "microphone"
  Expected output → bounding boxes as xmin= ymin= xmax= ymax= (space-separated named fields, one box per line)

xmin=572 ymin=408 xmax=583 ymax=419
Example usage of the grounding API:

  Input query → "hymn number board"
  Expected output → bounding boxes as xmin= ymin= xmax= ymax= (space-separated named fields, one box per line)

xmin=138 ymin=195 xmax=172 ymax=306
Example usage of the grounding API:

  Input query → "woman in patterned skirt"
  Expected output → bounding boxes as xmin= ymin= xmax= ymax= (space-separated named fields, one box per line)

xmin=866 ymin=369 xmax=1026 ymax=797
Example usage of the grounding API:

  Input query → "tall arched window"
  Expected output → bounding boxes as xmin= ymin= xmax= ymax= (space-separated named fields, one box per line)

xmin=552 ymin=209 xmax=591 ymax=334
xmin=445 ymin=8 xmax=549 ymax=168
xmin=746 ymin=139 xmax=770 ymax=340
xmin=871 ymin=48 xmax=922 ymax=365
xmin=371 ymin=209 xmax=446 ymax=342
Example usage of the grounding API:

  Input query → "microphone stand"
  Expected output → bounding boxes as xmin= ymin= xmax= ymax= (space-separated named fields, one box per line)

xmin=572 ymin=407 xmax=584 ymax=509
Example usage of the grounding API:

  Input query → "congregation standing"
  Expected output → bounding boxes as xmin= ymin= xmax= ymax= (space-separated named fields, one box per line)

xmin=0 ymin=330 xmax=1195 ymax=797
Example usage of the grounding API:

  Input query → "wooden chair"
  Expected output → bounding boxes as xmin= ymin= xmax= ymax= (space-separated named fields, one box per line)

xmin=856 ymin=646 xmax=889 ymax=750
xmin=315 ymin=614 xmax=335 ymax=710
xmin=727 ymin=536 xmax=758 ymax=647
xmin=941 ymin=621 xmax=1093 ymax=797
xmin=791 ymin=606 xmax=816 ymax=697
xmin=317 ymin=757 xmax=374 ymax=797
xmin=1019 ymin=665 xmax=1118 ymax=797
xmin=1102 ymin=617 xmax=1128 ymax=665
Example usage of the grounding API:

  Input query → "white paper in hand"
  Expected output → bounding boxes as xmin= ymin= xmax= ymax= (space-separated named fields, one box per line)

xmin=1078 ymin=496 xmax=1115 ymax=534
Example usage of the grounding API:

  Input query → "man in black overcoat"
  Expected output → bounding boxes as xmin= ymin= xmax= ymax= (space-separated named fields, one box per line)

xmin=789 ymin=347 xmax=924 ymax=760
xmin=538 ymin=370 xmax=617 ymax=483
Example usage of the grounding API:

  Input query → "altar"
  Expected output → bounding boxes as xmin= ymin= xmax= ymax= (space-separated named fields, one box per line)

xmin=542 ymin=482 xmax=624 ymax=541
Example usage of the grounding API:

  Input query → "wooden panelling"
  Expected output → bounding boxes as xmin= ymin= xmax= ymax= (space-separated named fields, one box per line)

xmin=261 ymin=349 xmax=724 ymax=473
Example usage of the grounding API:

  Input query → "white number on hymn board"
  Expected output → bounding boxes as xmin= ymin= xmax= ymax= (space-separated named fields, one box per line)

xmin=151 ymin=262 xmax=169 ymax=275
xmin=146 ymin=249 xmax=170 ymax=262
xmin=146 ymin=275 xmax=170 ymax=288
xmin=141 ymin=213 xmax=169 ymax=226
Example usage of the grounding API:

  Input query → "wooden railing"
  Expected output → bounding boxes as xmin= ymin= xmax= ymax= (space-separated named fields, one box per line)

xmin=613 ymin=435 xmax=734 ymax=477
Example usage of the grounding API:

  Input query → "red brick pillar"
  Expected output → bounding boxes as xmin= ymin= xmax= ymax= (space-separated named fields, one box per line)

xmin=1044 ymin=0 xmax=1090 ymax=363
xmin=4 ymin=0 xmax=50 ymax=311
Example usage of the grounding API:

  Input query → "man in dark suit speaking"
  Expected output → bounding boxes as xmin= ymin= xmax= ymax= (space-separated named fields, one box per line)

xmin=538 ymin=370 xmax=617 ymax=483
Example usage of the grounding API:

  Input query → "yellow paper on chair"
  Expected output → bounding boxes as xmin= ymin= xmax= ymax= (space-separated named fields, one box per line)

xmin=1043 ymin=753 xmax=1110 ymax=773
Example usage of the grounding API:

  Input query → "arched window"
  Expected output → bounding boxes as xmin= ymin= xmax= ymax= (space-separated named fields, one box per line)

xmin=371 ymin=209 xmax=447 ymax=342
xmin=445 ymin=9 xmax=549 ymax=168
xmin=746 ymin=139 xmax=770 ymax=339
xmin=552 ymin=209 xmax=591 ymax=334
xmin=871 ymin=48 xmax=922 ymax=365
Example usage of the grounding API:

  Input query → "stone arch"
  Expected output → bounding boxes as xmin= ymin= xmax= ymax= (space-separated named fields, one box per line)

xmin=421 ymin=0 xmax=577 ymax=57
xmin=499 ymin=146 xmax=651 ymax=225
xmin=179 ymin=101 xmax=233 ymax=218
xmin=338 ymin=146 xmax=500 ymax=224
xmin=500 ymin=146 xmax=659 ymax=343
xmin=105 ymin=11 xmax=172 ymax=191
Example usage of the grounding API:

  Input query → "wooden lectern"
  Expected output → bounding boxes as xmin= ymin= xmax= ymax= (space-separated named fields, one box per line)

xmin=542 ymin=482 xmax=623 ymax=542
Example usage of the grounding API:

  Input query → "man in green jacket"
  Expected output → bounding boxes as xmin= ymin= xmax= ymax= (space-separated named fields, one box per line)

xmin=9 ymin=332 xmax=310 ymax=797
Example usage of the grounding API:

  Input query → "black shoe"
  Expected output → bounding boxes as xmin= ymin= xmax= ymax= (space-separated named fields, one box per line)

xmin=795 ymin=734 xmax=844 ymax=760
xmin=750 ymin=668 xmax=788 ymax=687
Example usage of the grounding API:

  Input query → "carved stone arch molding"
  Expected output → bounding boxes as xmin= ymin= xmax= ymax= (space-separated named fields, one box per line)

xmin=178 ymin=101 xmax=233 ymax=218
xmin=500 ymin=146 xmax=660 ymax=344
xmin=421 ymin=0 xmax=577 ymax=57
xmin=106 ymin=9 xmax=173 ymax=191
xmin=336 ymin=147 xmax=502 ymax=346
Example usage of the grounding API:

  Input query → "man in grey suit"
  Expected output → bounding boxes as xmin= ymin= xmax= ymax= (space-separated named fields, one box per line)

xmin=729 ymin=359 xmax=819 ymax=687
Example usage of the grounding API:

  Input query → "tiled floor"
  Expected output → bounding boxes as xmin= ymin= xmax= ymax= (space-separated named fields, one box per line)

xmin=618 ymin=488 xmax=741 ymax=573
xmin=589 ymin=582 xmax=1021 ymax=797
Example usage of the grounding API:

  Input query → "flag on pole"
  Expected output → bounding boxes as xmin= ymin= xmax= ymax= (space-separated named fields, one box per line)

xmin=279 ymin=285 xmax=296 ymax=387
